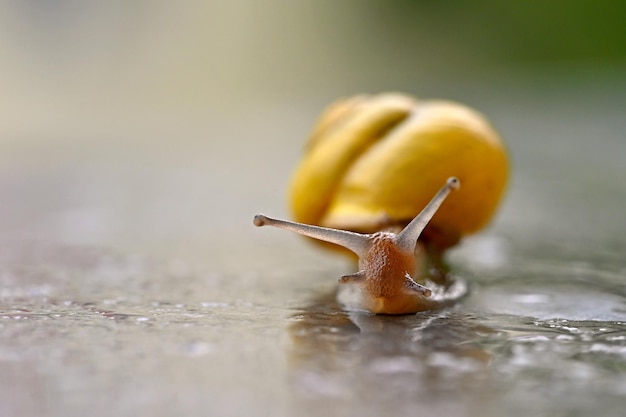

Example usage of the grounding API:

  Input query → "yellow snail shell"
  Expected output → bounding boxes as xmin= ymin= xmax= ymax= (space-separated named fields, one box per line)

xmin=288 ymin=93 xmax=509 ymax=252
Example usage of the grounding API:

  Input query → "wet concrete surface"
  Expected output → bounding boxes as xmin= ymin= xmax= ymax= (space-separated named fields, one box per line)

xmin=1 ymin=80 xmax=626 ymax=417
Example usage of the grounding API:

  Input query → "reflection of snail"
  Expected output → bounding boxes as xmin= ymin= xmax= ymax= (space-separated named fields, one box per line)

xmin=254 ymin=93 xmax=509 ymax=314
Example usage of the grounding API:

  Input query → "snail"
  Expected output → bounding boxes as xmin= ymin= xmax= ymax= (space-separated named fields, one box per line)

xmin=254 ymin=177 xmax=461 ymax=314
xmin=254 ymin=93 xmax=508 ymax=314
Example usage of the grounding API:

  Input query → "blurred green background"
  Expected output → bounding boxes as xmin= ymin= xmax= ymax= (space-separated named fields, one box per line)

xmin=1 ymin=0 xmax=624 ymax=136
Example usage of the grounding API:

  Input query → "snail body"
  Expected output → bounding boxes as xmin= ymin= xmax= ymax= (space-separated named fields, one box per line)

xmin=254 ymin=178 xmax=460 ymax=314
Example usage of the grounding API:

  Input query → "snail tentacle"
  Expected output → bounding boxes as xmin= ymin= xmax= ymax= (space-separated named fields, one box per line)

xmin=253 ymin=214 xmax=370 ymax=257
xmin=338 ymin=270 xmax=366 ymax=284
xmin=395 ymin=177 xmax=460 ymax=253
xmin=404 ymin=274 xmax=432 ymax=297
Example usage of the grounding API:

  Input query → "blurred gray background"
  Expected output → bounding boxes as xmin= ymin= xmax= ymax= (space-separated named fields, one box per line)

xmin=1 ymin=1 xmax=624 ymax=256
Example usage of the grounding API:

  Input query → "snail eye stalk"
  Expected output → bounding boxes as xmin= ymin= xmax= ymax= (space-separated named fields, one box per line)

xmin=253 ymin=214 xmax=370 ymax=257
xmin=395 ymin=177 xmax=460 ymax=253
xmin=253 ymin=177 xmax=459 ymax=257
